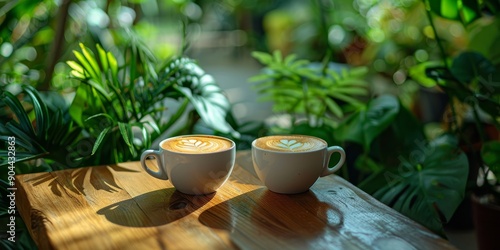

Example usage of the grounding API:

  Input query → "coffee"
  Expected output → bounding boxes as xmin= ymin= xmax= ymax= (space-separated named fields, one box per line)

xmin=252 ymin=134 xmax=345 ymax=194
xmin=161 ymin=135 xmax=233 ymax=153
xmin=253 ymin=135 xmax=326 ymax=152
xmin=141 ymin=134 xmax=236 ymax=195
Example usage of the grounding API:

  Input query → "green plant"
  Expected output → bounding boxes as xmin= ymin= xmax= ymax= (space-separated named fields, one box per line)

xmin=409 ymin=0 xmax=500 ymax=204
xmin=1 ymin=41 xmax=234 ymax=167
xmin=66 ymin=42 xmax=234 ymax=165
xmin=332 ymin=94 xmax=469 ymax=237
xmin=338 ymin=0 xmax=500 ymax=237
xmin=250 ymin=50 xmax=369 ymax=132
xmin=0 ymin=0 xmax=200 ymax=91
xmin=0 ymin=85 xmax=70 ymax=250
xmin=0 ymin=40 xmax=234 ymax=250
xmin=249 ymin=51 xmax=470 ymax=235
xmin=1 ymin=85 xmax=80 ymax=168
xmin=1 ymin=0 xmax=243 ymax=247
xmin=413 ymin=52 xmax=500 ymax=199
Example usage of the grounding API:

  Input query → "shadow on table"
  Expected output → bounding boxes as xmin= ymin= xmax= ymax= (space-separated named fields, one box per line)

xmin=199 ymin=188 xmax=344 ymax=244
xmin=98 ymin=188 xmax=215 ymax=227
xmin=26 ymin=164 xmax=139 ymax=196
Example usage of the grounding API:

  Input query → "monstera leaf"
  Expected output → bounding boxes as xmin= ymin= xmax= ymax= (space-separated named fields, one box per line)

xmin=163 ymin=57 xmax=235 ymax=135
xmin=67 ymin=43 xmax=235 ymax=164
xmin=411 ymin=51 xmax=500 ymax=118
xmin=360 ymin=135 xmax=468 ymax=236
xmin=335 ymin=94 xmax=399 ymax=151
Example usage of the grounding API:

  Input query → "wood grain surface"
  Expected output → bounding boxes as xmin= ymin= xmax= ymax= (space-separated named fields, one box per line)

xmin=16 ymin=151 xmax=457 ymax=250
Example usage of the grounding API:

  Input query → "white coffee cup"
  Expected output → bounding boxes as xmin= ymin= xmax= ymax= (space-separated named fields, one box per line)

xmin=252 ymin=135 xmax=346 ymax=194
xmin=140 ymin=135 xmax=236 ymax=195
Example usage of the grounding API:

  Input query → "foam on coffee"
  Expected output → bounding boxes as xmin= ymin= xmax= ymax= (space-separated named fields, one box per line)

xmin=254 ymin=135 xmax=326 ymax=152
xmin=162 ymin=136 xmax=232 ymax=153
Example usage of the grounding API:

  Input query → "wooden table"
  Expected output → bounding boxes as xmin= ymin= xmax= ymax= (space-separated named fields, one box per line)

xmin=16 ymin=151 xmax=457 ymax=249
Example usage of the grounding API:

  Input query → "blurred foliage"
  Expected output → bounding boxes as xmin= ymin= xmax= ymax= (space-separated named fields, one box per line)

xmin=250 ymin=50 xmax=369 ymax=129
xmin=247 ymin=0 xmax=500 ymax=238
xmin=1 ymin=0 xmax=500 ymax=247
xmin=409 ymin=0 xmax=500 ymax=208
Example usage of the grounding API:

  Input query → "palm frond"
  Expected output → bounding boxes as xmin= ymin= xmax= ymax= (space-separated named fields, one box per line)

xmin=0 ymin=85 xmax=81 ymax=167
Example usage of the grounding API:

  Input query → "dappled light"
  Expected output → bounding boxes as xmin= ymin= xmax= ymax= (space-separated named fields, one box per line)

xmin=1 ymin=0 xmax=499 ymax=249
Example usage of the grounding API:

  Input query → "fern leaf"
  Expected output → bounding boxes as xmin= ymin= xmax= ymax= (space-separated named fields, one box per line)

xmin=79 ymin=43 xmax=102 ymax=81
xmin=97 ymin=44 xmax=109 ymax=73
xmin=251 ymin=51 xmax=273 ymax=64
xmin=73 ymin=50 xmax=99 ymax=81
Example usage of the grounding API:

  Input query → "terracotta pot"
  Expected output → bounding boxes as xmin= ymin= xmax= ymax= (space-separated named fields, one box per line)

xmin=472 ymin=194 xmax=500 ymax=250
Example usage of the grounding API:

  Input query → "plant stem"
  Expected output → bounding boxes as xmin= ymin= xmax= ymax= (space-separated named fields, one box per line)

xmin=106 ymin=82 xmax=128 ymax=121
xmin=315 ymin=0 xmax=333 ymax=63
xmin=472 ymin=105 xmax=487 ymax=144
xmin=180 ymin=19 xmax=189 ymax=55
xmin=40 ymin=0 xmax=71 ymax=91
xmin=422 ymin=0 xmax=449 ymax=69
xmin=423 ymin=0 xmax=463 ymax=133
xmin=301 ymin=77 xmax=311 ymax=122
xmin=448 ymin=98 xmax=460 ymax=133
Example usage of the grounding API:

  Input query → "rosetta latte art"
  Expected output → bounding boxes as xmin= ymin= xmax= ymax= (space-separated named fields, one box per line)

xmin=269 ymin=139 xmax=317 ymax=151
xmin=177 ymin=139 xmax=216 ymax=152
xmin=163 ymin=136 xmax=232 ymax=153
xmin=255 ymin=136 xmax=325 ymax=152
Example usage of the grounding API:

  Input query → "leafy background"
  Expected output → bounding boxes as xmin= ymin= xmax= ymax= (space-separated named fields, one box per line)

xmin=1 ymin=0 xmax=500 ymax=248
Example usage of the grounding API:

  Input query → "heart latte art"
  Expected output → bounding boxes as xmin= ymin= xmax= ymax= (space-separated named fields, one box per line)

xmin=254 ymin=135 xmax=326 ymax=152
xmin=162 ymin=136 xmax=233 ymax=153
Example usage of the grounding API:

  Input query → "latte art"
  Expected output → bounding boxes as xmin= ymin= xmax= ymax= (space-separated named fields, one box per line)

xmin=162 ymin=136 xmax=232 ymax=153
xmin=254 ymin=135 xmax=326 ymax=152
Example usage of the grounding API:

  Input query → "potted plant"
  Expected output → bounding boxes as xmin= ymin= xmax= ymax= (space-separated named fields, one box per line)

xmin=408 ymin=0 xmax=500 ymax=247
xmin=249 ymin=50 xmax=370 ymax=142
xmin=334 ymin=94 xmax=470 ymax=238
xmin=412 ymin=49 xmax=500 ymax=250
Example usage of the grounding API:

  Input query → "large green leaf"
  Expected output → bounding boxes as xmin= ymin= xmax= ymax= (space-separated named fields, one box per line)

xmin=335 ymin=95 xmax=399 ymax=151
xmin=118 ymin=122 xmax=137 ymax=157
xmin=69 ymin=85 xmax=106 ymax=127
xmin=450 ymin=51 xmax=497 ymax=86
xmin=366 ymin=103 xmax=426 ymax=170
xmin=23 ymin=85 xmax=50 ymax=142
xmin=164 ymin=57 xmax=235 ymax=135
xmin=362 ymin=138 xmax=468 ymax=236
xmin=409 ymin=61 xmax=444 ymax=88
xmin=468 ymin=18 xmax=500 ymax=60
xmin=1 ymin=91 xmax=36 ymax=140
xmin=0 ymin=85 xmax=81 ymax=167
xmin=449 ymin=52 xmax=500 ymax=116
xmin=428 ymin=0 xmax=481 ymax=24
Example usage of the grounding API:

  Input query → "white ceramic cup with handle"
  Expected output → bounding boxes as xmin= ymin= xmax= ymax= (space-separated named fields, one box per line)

xmin=140 ymin=134 xmax=236 ymax=195
xmin=252 ymin=135 xmax=346 ymax=194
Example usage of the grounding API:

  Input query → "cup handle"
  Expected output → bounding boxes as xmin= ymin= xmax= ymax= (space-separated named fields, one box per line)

xmin=320 ymin=146 xmax=346 ymax=177
xmin=140 ymin=149 xmax=169 ymax=180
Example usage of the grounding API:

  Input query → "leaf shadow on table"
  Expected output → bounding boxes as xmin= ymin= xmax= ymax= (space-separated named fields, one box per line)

xmin=199 ymin=187 xmax=344 ymax=246
xmin=97 ymin=189 xmax=215 ymax=227
xmin=26 ymin=164 xmax=139 ymax=196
